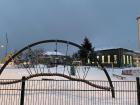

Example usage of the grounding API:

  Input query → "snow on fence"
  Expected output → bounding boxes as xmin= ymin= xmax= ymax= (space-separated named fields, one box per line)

xmin=0 ymin=79 xmax=139 ymax=105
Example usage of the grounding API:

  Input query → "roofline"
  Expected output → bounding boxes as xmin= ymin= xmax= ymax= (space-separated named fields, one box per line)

xmin=95 ymin=47 xmax=124 ymax=51
xmin=95 ymin=48 xmax=140 ymax=54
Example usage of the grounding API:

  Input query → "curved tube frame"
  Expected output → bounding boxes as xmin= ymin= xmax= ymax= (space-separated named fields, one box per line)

xmin=0 ymin=39 xmax=115 ymax=97
xmin=0 ymin=73 xmax=111 ymax=90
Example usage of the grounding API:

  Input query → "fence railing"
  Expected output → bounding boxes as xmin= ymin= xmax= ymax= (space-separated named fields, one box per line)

xmin=0 ymin=78 xmax=140 ymax=105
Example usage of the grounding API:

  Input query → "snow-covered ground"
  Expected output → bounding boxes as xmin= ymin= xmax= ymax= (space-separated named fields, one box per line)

xmin=0 ymin=66 xmax=139 ymax=105
xmin=0 ymin=65 xmax=139 ymax=81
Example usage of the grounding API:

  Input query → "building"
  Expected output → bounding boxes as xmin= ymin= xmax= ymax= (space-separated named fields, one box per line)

xmin=95 ymin=48 xmax=140 ymax=68
xmin=39 ymin=51 xmax=71 ymax=66
xmin=91 ymin=16 xmax=140 ymax=68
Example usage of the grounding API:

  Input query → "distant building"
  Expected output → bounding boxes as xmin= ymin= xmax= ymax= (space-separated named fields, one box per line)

xmin=39 ymin=51 xmax=71 ymax=66
xmin=95 ymin=48 xmax=140 ymax=68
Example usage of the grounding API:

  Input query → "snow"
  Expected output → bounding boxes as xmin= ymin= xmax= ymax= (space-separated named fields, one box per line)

xmin=44 ymin=51 xmax=64 ymax=56
xmin=0 ymin=66 xmax=139 ymax=105
xmin=95 ymin=47 xmax=120 ymax=51
xmin=0 ymin=66 xmax=140 ymax=81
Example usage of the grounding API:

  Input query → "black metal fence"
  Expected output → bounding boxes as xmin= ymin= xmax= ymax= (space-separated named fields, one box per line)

xmin=0 ymin=78 xmax=140 ymax=105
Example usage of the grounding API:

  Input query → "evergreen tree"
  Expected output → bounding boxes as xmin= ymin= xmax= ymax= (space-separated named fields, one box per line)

xmin=79 ymin=37 xmax=94 ymax=65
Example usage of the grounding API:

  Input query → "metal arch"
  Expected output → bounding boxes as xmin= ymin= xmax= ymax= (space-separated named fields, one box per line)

xmin=0 ymin=39 xmax=115 ymax=97
xmin=0 ymin=39 xmax=82 ymax=75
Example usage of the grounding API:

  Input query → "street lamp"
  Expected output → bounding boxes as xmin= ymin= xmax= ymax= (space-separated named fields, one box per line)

xmin=1 ymin=45 xmax=4 ymax=48
xmin=0 ymin=45 xmax=4 ymax=63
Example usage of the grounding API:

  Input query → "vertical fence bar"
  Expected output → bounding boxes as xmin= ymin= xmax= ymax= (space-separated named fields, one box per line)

xmin=20 ymin=76 xmax=26 ymax=105
xmin=136 ymin=77 xmax=140 ymax=105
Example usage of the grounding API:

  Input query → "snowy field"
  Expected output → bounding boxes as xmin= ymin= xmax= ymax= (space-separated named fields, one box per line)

xmin=0 ymin=65 xmax=139 ymax=81
xmin=0 ymin=66 xmax=139 ymax=105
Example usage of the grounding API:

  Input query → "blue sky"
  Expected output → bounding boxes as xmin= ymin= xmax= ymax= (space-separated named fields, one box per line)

xmin=0 ymin=0 xmax=140 ymax=52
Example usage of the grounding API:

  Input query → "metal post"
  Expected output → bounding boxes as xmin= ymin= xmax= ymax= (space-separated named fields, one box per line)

xmin=136 ymin=77 xmax=140 ymax=105
xmin=111 ymin=87 xmax=115 ymax=98
xmin=20 ymin=76 xmax=26 ymax=105
xmin=5 ymin=32 xmax=8 ymax=57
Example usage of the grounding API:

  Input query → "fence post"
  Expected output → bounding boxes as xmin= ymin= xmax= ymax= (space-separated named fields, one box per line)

xmin=111 ymin=87 xmax=115 ymax=98
xmin=136 ymin=77 xmax=140 ymax=105
xmin=20 ymin=76 xmax=26 ymax=105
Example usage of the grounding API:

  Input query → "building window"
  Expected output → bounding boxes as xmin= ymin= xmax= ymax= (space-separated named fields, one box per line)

xmin=114 ymin=55 xmax=117 ymax=64
xmin=97 ymin=56 xmax=99 ymax=60
xmin=130 ymin=56 xmax=132 ymax=66
xmin=102 ymin=55 xmax=104 ymax=63
xmin=123 ymin=55 xmax=126 ymax=64
xmin=127 ymin=55 xmax=129 ymax=64
xmin=108 ymin=55 xmax=110 ymax=63
xmin=136 ymin=59 xmax=139 ymax=67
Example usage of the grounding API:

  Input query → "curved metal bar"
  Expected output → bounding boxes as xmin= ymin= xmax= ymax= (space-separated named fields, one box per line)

xmin=0 ymin=39 xmax=115 ymax=97
xmin=0 ymin=40 xmax=83 ymax=75
xmin=93 ymin=55 xmax=115 ymax=97
xmin=0 ymin=73 xmax=111 ymax=91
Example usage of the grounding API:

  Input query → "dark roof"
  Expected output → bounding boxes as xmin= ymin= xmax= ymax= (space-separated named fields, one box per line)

xmin=95 ymin=48 xmax=140 ymax=55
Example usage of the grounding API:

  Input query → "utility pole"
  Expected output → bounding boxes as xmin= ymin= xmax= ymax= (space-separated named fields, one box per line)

xmin=0 ymin=42 xmax=4 ymax=62
xmin=5 ymin=32 xmax=8 ymax=56
xmin=137 ymin=16 xmax=140 ymax=51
